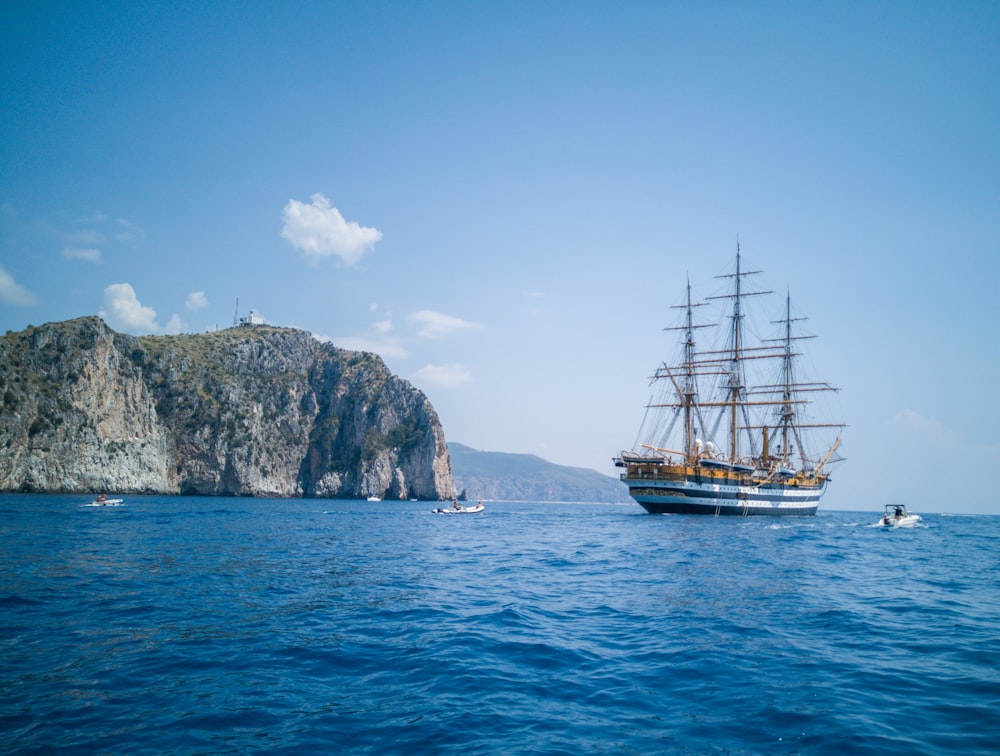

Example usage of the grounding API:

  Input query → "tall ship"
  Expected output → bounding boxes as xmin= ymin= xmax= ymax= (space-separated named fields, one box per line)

xmin=615 ymin=250 xmax=844 ymax=516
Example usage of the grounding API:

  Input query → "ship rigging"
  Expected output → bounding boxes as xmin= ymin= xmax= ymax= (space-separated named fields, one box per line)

xmin=616 ymin=250 xmax=844 ymax=516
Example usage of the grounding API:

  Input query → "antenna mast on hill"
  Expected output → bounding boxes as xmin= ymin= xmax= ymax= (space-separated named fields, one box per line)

xmin=233 ymin=298 xmax=239 ymax=327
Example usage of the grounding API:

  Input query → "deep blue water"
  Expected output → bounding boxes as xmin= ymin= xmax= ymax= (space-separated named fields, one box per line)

xmin=2 ymin=495 xmax=999 ymax=754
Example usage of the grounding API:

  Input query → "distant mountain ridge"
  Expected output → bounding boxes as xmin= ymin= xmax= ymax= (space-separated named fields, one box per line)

xmin=448 ymin=442 xmax=625 ymax=503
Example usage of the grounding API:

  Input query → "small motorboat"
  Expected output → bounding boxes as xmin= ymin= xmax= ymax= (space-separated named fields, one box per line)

xmin=432 ymin=501 xmax=485 ymax=515
xmin=366 ymin=495 xmax=382 ymax=502
xmin=878 ymin=504 xmax=922 ymax=528
xmin=84 ymin=494 xmax=124 ymax=507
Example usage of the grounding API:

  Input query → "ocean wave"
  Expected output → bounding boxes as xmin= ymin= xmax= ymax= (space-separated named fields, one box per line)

xmin=2 ymin=497 xmax=998 ymax=754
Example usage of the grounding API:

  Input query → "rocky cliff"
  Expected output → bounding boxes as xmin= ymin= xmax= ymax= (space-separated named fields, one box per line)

xmin=0 ymin=317 xmax=456 ymax=499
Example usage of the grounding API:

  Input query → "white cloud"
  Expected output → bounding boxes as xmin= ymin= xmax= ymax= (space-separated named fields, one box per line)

xmin=79 ymin=210 xmax=108 ymax=223
xmin=67 ymin=229 xmax=105 ymax=245
xmin=98 ymin=283 xmax=159 ymax=333
xmin=410 ymin=310 xmax=482 ymax=338
xmin=324 ymin=308 xmax=478 ymax=362
xmin=280 ymin=193 xmax=382 ymax=265
xmin=115 ymin=217 xmax=144 ymax=244
xmin=164 ymin=313 xmax=184 ymax=334
xmin=185 ymin=291 xmax=208 ymax=312
xmin=414 ymin=363 xmax=473 ymax=387
xmin=62 ymin=247 xmax=103 ymax=263
xmin=320 ymin=309 xmax=408 ymax=358
xmin=0 ymin=264 xmax=38 ymax=306
xmin=334 ymin=335 xmax=410 ymax=359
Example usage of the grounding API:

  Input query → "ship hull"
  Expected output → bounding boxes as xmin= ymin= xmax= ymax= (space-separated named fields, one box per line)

xmin=624 ymin=476 xmax=824 ymax=516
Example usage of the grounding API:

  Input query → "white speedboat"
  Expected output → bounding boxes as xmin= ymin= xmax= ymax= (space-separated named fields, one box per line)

xmin=879 ymin=504 xmax=922 ymax=528
xmin=432 ymin=502 xmax=485 ymax=514
xmin=366 ymin=495 xmax=382 ymax=502
xmin=84 ymin=495 xmax=124 ymax=507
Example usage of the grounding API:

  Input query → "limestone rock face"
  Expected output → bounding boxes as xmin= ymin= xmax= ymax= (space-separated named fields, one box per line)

xmin=0 ymin=317 xmax=456 ymax=500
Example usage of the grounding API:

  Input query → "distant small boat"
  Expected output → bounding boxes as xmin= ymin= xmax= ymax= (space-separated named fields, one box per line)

xmin=84 ymin=494 xmax=124 ymax=507
xmin=432 ymin=502 xmax=485 ymax=515
xmin=367 ymin=495 xmax=382 ymax=502
xmin=878 ymin=504 xmax=922 ymax=528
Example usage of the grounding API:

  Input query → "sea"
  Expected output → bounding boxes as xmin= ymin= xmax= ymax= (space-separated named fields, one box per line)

xmin=2 ymin=495 xmax=998 ymax=755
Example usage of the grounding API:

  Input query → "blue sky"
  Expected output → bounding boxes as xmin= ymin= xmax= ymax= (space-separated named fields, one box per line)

xmin=2 ymin=2 xmax=998 ymax=512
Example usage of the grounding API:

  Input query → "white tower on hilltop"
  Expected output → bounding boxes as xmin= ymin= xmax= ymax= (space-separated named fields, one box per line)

xmin=233 ymin=299 xmax=265 ymax=327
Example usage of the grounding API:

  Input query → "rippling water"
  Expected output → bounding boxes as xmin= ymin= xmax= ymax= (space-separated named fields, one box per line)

xmin=2 ymin=494 xmax=999 ymax=754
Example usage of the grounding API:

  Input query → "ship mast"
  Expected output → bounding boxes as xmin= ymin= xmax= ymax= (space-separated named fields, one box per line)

xmin=707 ymin=246 xmax=771 ymax=463
xmin=729 ymin=254 xmax=742 ymax=462
xmin=669 ymin=278 xmax=710 ymax=463
xmin=778 ymin=293 xmax=805 ymax=467
xmin=760 ymin=291 xmax=843 ymax=472
xmin=644 ymin=277 xmax=713 ymax=464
